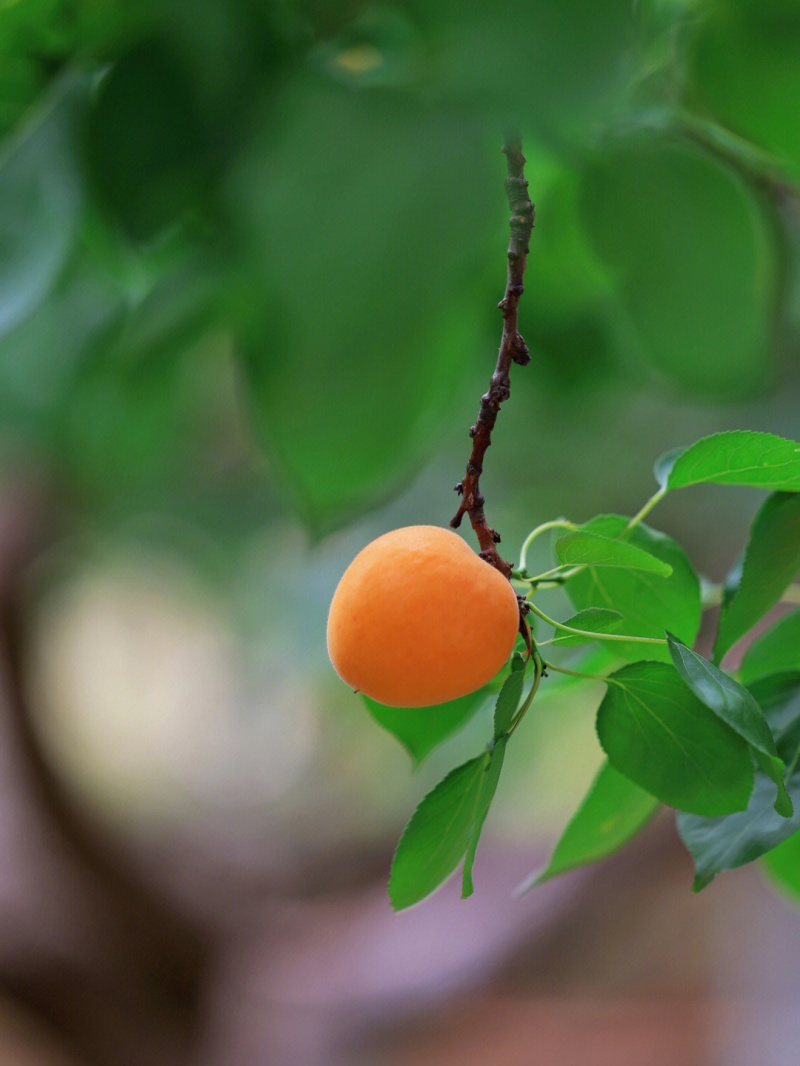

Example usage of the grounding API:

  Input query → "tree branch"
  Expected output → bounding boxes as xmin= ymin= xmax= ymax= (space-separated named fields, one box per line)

xmin=451 ymin=133 xmax=534 ymax=580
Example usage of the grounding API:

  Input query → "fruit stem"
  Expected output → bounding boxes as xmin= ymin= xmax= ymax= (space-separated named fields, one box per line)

xmin=450 ymin=132 xmax=535 ymax=582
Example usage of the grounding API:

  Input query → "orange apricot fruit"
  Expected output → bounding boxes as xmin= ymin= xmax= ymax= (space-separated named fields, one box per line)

xmin=327 ymin=525 xmax=520 ymax=707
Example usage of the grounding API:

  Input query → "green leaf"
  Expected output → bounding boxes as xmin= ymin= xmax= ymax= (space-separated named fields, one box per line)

xmin=493 ymin=656 xmax=526 ymax=740
xmin=689 ymin=0 xmax=800 ymax=184
xmin=580 ymin=136 xmax=774 ymax=398
xmin=596 ymin=661 xmax=754 ymax=816
xmin=0 ymin=72 xmax=86 ymax=337
xmin=462 ymin=738 xmax=506 ymax=898
xmin=427 ymin=0 xmax=635 ymax=139
xmin=551 ymin=607 xmax=624 ymax=646
xmin=555 ymin=530 xmax=673 ymax=575
xmin=714 ymin=493 xmax=800 ymax=662
xmin=761 ymin=827 xmax=800 ymax=904
xmin=677 ymin=673 xmax=800 ymax=889
xmin=232 ymin=75 xmax=496 ymax=531
xmin=666 ymin=432 xmax=800 ymax=493
xmin=0 ymin=252 xmax=125 ymax=411
xmin=667 ymin=635 xmax=790 ymax=816
xmin=52 ymin=282 xmax=222 ymax=507
xmin=0 ymin=53 xmax=44 ymax=139
xmin=389 ymin=749 xmax=499 ymax=910
xmin=85 ymin=40 xmax=214 ymax=241
xmin=518 ymin=760 xmax=660 ymax=891
xmin=363 ymin=687 xmax=488 ymax=766
xmin=522 ymin=162 xmax=612 ymax=320
xmin=566 ymin=516 xmax=701 ymax=663
xmin=740 ymin=610 xmax=800 ymax=685
xmin=668 ymin=636 xmax=780 ymax=758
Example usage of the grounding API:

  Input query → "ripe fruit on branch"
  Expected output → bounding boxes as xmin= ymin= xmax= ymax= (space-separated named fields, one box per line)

xmin=327 ymin=525 xmax=520 ymax=707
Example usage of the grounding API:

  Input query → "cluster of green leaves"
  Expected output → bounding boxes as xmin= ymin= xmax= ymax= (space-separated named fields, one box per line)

xmin=4 ymin=0 xmax=800 ymax=909
xmin=371 ymin=431 xmax=800 ymax=909
xmin=3 ymin=1 xmax=800 ymax=537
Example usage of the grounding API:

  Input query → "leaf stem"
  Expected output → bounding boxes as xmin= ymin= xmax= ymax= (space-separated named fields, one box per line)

xmin=518 ymin=519 xmax=575 ymax=573
xmin=542 ymin=660 xmax=613 ymax=684
xmin=624 ymin=486 xmax=667 ymax=534
xmin=526 ymin=600 xmax=668 ymax=646
xmin=507 ymin=650 xmax=544 ymax=735
xmin=525 ymin=564 xmax=587 ymax=587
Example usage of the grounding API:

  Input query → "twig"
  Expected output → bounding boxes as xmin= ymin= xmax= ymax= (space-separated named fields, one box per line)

xmin=451 ymin=133 xmax=534 ymax=580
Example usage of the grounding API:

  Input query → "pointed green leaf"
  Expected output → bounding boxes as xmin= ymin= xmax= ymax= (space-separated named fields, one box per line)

xmin=551 ymin=607 xmax=624 ymax=647
xmin=493 ymin=656 xmax=526 ymax=740
xmin=555 ymin=530 xmax=672 ymax=575
xmin=518 ymin=760 xmax=660 ymax=891
xmin=364 ymin=687 xmax=488 ymax=766
xmin=678 ymin=673 xmax=800 ymax=889
xmin=714 ymin=493 xmax=800 ymax=662
xmin=667 ymin=635 xmax=780 ymax=757
xmin=462 ymin=737 xmax=506 ymax=898
xmin=667 ymin=635 xmax=790 ymax=816
xmin=740 ymin=610 xmax=800 ymax=685
xmin=566 ymin=516 xmax=701 ymax=663
xmin=666 ymin=432 xmax=800 ymax=493
xmin=389 ymin=754 xmax=489 ymax=910
xmin=597 ymin=661 xmax=754 ymax=816
xmin=389 ymin=744 xmax=507 ymax=911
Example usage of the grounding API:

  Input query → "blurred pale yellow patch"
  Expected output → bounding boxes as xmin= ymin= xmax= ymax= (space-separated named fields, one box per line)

xmin=335 ymin=43 xmax=384 ymax=75
xmin=25 ymin=551 xmax=320 ymax=831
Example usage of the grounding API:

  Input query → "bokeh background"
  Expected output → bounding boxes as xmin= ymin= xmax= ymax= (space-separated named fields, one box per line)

xmin=3 ymin=1 xmax=800 ymax=1063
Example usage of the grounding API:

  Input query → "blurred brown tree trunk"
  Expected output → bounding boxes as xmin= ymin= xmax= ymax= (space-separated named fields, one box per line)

xmin=0 ymin=476 xmax=205 ymax=1066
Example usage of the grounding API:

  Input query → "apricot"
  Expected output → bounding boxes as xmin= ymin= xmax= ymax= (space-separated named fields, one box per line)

xmin=327 ymin=525 xmax=520 ymax=707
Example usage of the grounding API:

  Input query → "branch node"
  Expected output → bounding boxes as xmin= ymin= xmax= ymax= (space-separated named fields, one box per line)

xmin=511 ymin=337 xmax=530 ymax=366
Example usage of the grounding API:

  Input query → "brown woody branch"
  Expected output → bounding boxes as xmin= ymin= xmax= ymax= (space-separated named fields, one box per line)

xmin=451 ymin=133 xmax=534 ymax=580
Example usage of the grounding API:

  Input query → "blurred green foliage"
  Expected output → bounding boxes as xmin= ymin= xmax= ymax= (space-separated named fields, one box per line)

xmin=2 ymin=0 xmax=800 ymax=539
